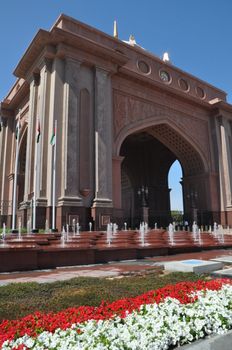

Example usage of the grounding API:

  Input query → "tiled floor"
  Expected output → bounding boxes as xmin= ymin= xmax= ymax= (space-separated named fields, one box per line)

xmin=0 ymin=248 xmax=232 ymax=286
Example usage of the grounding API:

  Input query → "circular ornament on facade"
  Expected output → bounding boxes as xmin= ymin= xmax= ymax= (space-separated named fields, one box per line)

xmin=159 ymin=70 xmax=171 ymax=83
xmin=137 ymin=60 xmax=151 ymax=74
xmin=196 ymin=86 xmax=205 ymax=99
xmin=178 ymin=78 xmax=189 ymax=92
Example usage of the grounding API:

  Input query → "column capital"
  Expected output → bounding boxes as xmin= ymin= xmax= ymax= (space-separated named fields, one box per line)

xmin=28 ymin=72 xmax=40 ymax=86
xmin=64 ymin=58 xmax=81 ymax=88
xmin=43 ymin=57 xmax=53 ymax=73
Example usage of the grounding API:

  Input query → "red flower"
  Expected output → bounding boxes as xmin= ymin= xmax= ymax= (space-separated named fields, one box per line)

xmin=0 ymin=278 xmax=230 ymax=347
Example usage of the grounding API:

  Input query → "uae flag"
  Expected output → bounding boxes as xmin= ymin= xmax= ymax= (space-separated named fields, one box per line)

xmin=50 ymin=124 xmax=56 ymax=146
xmin=36 ymin=120 xmax=41 ymax=143
xmin=15 ymin=121 xmax=20 ymax=139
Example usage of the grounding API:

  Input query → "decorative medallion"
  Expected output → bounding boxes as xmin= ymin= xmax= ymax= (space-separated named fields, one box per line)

xmin=137 ymin=60 xmax=151 ymax=74
xmin=178 ymin=78 xmax=189 ymax=92
xmin=196 ymin=86 xmax=205 ymax=99
xmin=159 ymin=70 xmax=171 ymax=83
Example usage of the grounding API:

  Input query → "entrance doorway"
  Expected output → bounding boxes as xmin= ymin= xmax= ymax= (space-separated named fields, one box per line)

xmin=119 ymin=123 xmax=207 ymax=227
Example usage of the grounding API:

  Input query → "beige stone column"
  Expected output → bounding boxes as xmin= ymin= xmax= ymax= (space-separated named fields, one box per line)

xmin=0 ymin=118 xmax=13 ymax=218
xmin=0 ymin=118 xmax=15 ymax=225
xmin=92 ymin=67 xmax=113 ymax=207
xmin=23 ymin=74 xmax=39 ymax=202
xmin=112 ymin=156 xmax=124 ymax=208
xmin=0 ymin=118 xmax=6 ymax=208
xmin=216 ymin=116 xmax=232 ymax=213
xmin=58 ymin=58 xmax=82 ymax=206
xmin=37 ymin=59 xmax=52 ymax=205
xmin=47 ymin=58 xmax=65 ymax=206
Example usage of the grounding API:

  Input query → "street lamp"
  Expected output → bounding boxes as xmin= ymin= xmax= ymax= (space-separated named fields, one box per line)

xmin=137 ymin=186 xmax=149 ymax=207
xmin=137 ymin=185 xmax=149 ymax=223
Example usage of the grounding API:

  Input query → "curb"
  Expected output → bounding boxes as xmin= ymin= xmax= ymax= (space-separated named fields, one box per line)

xmin=179 ymin=329 xmax=232 ymax=349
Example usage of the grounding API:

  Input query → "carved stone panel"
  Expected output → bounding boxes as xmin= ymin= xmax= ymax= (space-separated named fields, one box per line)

xmin=113 ymin=91 xmax=211 ymax=168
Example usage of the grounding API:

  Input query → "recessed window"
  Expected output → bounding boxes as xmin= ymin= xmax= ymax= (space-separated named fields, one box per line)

xmin=178 ymin=78 xmax=189 ymax=92
xmin=196 ymin=86 xmax=205 ymax=99
xmin=159 ymin=70 xmax=171 ymax=83
xmin=137 ymin=60 xmax=150 ymax=74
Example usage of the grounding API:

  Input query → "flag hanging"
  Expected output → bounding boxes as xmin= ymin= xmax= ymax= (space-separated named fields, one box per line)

xmin=15 ymin=121 xmax=21 ymax=139
xmin=50 ymin=124 xmax=56 ymax=146
xmin=36 ymin=119 xmax=41 ymax=143
xmin=0 ymin=118 xmax=2 ymax=132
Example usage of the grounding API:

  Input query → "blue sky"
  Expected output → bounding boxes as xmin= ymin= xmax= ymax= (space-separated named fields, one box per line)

xmin=1 ymin=0 xmax=232 ymax=210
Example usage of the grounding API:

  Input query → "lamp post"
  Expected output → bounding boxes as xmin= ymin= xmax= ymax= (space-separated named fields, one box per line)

xmin=138 ymin=185 xmax=149 ymax=223
xmin=187 ymin=190 xmax=198 ymax=223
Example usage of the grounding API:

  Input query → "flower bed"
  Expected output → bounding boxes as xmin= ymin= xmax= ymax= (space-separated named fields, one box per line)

xmin=1 ymin=279 xmax=232 ymax=349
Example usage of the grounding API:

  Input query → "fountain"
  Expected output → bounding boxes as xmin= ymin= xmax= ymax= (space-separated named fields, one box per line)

xmin=89 ymin=222 xmax=92 ymax=232
xmin=113 ymin=223 xmax=118 ymax=234
xmin=139 ymin=222 xmax=145 ymax=246
xmin=76 ymin=222 xmax=80 ymax=235
xmin=192 ymin=221 xmax=198 ymax=241
xmin=45 ymin=219 xmax=49 ymax=234
xmin=1 ymin=223 xmax=6 ymax=246
xmin=154 ymin=222 xmax=157 ymax=230
xmin=144 ymin=222 xmax=148 ymax=234
xmin=18 ymin=218 xmax=22 ymax=241
xmin=106 ymin=223 xmax=112 ymax=245
xmin=168 ymin=223 xmax=174 ymax=245
xmin=124 ymin=222 xmax=127 ymax=231
xmin=72 ymin=218 xmax=76 ymax=234
xmin=61 ymin=226 xmax=66 ymax=246
xmin=27 ymin=217 xmax=31 ymax=235
xmin=66 ymin=224 xmax=70 ymax=241
xmin=213 ymin=222 xmax=218 ymax=234
xmin=198 ymin=228 xmax=202 ymax=245
xmin=217 ymin=225 xmax=225 ymax=244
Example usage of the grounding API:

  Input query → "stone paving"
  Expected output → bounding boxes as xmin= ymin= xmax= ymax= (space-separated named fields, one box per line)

xmin=1 ymin=248 xmax=232 ymax=286
xmin=164 ymin=259 xmax=223 ymax=274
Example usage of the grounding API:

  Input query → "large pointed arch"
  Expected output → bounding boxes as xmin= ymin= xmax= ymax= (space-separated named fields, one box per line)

xmin=116 ymin=120 xmax=210 ymax=227
xmin=114 ymin=118 xmax=209 ymax=175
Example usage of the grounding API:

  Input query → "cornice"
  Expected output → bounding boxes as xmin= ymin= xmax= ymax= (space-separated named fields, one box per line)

xmin=13 ymin=26 xmax=129 ymax=80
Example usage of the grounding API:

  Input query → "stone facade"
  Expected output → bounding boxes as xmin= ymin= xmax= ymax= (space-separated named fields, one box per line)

xmin=1 ymin=14 xmax=232 ymax=230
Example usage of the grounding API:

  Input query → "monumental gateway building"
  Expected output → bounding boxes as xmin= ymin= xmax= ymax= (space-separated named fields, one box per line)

xmin=1 ymin=14 xmax=232 ymax=231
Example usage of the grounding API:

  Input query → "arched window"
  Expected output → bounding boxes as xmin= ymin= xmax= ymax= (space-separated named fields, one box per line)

xmin=168 ymin=160 xmax=183 ymax=215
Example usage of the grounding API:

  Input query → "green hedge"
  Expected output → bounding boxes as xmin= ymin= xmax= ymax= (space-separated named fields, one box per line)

xmin=0 ymin=272 xmax=207 ymax=321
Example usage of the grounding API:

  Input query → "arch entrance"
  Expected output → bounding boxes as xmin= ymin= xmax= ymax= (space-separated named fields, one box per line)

xmin=119 ymin=123 xmax=209 ymax=228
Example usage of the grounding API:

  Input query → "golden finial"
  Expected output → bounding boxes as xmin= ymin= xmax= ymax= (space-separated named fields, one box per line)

xmin=113 ymin=20 xmax=118 ymax=38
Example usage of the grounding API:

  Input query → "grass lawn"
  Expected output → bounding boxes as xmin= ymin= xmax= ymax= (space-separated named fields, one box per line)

xmin=0 ymin=271 xmax=209 ymax=322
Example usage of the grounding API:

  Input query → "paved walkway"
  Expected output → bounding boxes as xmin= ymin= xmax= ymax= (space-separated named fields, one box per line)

xmin=0 ymin=248 xmax=232 ymax=286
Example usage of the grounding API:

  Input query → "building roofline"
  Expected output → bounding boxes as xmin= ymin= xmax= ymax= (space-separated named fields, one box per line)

xmin=11 ymin=14 xmax=226 ymax=96
xmin=49 ymin=14 xmax=227 ymax=97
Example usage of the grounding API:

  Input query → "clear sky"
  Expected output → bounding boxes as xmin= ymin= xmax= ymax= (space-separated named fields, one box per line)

xmin=1 ymin=0 xmax=232 ymax=210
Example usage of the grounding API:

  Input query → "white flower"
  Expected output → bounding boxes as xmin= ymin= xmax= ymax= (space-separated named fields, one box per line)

xmin=2 ymin=284 xmax=232 ymax=350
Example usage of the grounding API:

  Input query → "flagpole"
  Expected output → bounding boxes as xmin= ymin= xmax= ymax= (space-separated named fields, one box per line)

xmin=12 ymin=121 xmax=20 ymax=232
xmin=32 ymin=133 xmax=38 ymax=231
xmin=52 ymin=120 xmax=57 ymax=230
xmin=32 ymin=118 xmax=40 ymax=232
